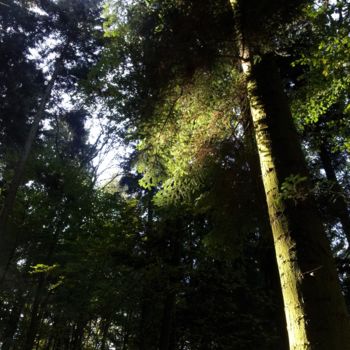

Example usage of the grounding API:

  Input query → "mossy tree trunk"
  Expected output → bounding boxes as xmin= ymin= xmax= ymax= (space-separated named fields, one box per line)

xmin=240 ymin=49 xmax=350 ymax=349
xmin=245 ymin=109 xmax=289 ymax=349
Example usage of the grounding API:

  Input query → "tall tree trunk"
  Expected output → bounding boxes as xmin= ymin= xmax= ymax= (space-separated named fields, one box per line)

xmin=70 ymin=319 xmax=86 ymax=350
xmin=245 ymin=117 xmax=289 ymax=350
xmin=23 ymin=229 xmax=59 ymax=350
xmin=159 ymin=220 xmax=182 ymax=350
xmin=159 ymin=292 xmax=176 ymax=350
xmin=100 ymin=318 xmax=110 ymax=350
xmin=238 ymin=46 xmax=350 ymax=349
xmin=1 ymin=294 xmax=25 ymax=350
xmin=319 ymin=142 xmax=350 ymax=241
xmin=23 ymin=275 xmax=47 ymax=350
xmin=121 ymin=317 xmax=129 ymax=350
xmin=0 ymin=45 xmax=66 ymax=275
xmin=0 ymin=229 xmax=20 ymax=285
xmin=139 ymin=190 xmax=155 ymax=350
xmin=228 ymin=0 xmax=350 ymax=340
xmin=45 ymin=331 xmax=55 ymax=350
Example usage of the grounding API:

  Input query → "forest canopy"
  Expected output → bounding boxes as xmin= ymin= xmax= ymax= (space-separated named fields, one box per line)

xmin=0 ymin=0 xmax=350 ymax=349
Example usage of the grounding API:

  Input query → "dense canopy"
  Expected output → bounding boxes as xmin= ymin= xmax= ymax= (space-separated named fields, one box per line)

xmin=0 ymin=0 xmax=350 ymax=349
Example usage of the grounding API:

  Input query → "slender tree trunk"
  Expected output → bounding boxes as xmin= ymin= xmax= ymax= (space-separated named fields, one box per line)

xmin=0 ymin=236 xmax=18 ymax=285
xmin=139 ymin=289 xmax=154 ymax=350
xmin=245 ymin=117 xmax=289 ymax=349
xmin=159 ymin=220 xmax=182 ymax=350
xmin=121 ymin=320 xmax=129 ymax=350
xmin=139 ymin=190 xmax=155 ymax=350
xmin=0 ymin=46 xmax=67 ymax=275
xmin=1 ymin=295 xmax=25 ymax=350
xmin=0 ymin=209 xmax=31 ymax=284
xmin=159 ymin=292 xmax=176 ymax=350
xmin=52 ymin=337 xmax=60 ymax=350
xmin=319 ymin=142 xmax=350 ymax=241
xmin=70 ymin=320 xmax=85 ymax=350
xmin=101 ymin=318 xmax=110 ymax=350
xmin=238 ymin=46 xmax=350 ymax=349
xmin=0 ymin=58 xmax=60 ymax=227
xmin=23 ymin=230 xmax=59 ymax=350
xmin=121 ymin=311 xmax=133 ymax=350
xmin=23 ymin=275 xmax=47 ymax=350
xmin=45 ymin=331 xmax=55 ymax=350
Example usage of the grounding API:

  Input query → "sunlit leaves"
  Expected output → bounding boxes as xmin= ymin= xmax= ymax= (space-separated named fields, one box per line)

xmin=134 ymin=63 xmax=244 ymax=206
xmin=29 ymin=263 xmax=59 ymax=274
xmin=292 ymin=2 xmax=350 ymax=126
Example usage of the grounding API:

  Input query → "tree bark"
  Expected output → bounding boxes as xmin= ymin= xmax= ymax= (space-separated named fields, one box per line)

xmin=239 ymin=47 xmax=350 ymax=349
xmin=245 ymin=117 xmax=289 ymax=349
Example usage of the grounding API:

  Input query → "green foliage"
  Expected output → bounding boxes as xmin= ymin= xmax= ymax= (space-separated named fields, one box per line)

xmin=280 ymin=174 xmax=308 ymax=202
xmin=292 ymin=2 xmax=350 ymax=128
xmin=135 ymin=64 xmax=244 ymax=206
xmin=29 ymin=264 xmax=59 ymax=274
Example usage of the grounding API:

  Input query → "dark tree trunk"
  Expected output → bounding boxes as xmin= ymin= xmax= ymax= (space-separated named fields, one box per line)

xmin=159 ymin=220 xmax=182 ymax=350
xmin=1 ymin=295 xmax=24 ymax=350
xmin=139 ymin=291 xmax=154 ymax=350
xmin=139 ymin=190 xmax=156 ymax=350
xmin=70 ymin=320 xmax=86 ymax=350
xmin=159 ymin=292 xmax=176 ymax=350
xmin=0 ymin=46 xmax=67 ymax=276
xmin=23 ymin=231 xmax=59 ymax=350
xmin=23 ymin=275 xmax=47 ymax=350
xmin=45 ymin=332 xmax=55 ymax=350
xmin=101 ymin=319 xmax=110 ymax=350
xmin=319 ymin=142 xmax=350 ymax=241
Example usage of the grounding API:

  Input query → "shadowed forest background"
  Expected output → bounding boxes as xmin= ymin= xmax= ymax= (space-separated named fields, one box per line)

xmin=1 ymin=0 xmax=350 ymax=349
